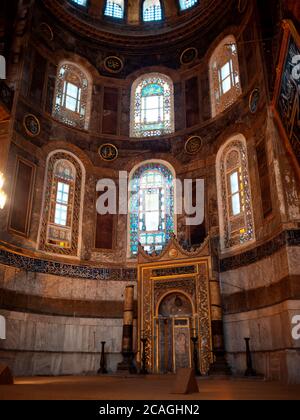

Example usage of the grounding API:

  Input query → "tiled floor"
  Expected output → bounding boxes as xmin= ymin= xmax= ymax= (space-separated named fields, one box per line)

xmin=1 ymin=375 xmax=300 ymax=400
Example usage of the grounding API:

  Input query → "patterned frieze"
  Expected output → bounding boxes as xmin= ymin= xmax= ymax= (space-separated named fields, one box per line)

xmin=220 ymin=229 xmax=300 ymax=272
xmin=0 ymin=248 xmax=137 ymax=281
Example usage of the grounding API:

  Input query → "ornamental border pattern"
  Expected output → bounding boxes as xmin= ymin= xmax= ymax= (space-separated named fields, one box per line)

xmin=0 ymin=230 xmax=298 ymax=279
xmin=0 ymin=248 xmax=136 ymax=282
xmin=220 ymin=229 xmax=300 ymax=272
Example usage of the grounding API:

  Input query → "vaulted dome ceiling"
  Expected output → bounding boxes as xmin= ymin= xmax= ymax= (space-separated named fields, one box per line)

xmin=41 ymin=0 xmax=238 ymax=47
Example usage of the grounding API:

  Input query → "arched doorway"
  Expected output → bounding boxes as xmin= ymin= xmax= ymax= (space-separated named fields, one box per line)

xmin=157 ymin=292 xmax=193 ymax=373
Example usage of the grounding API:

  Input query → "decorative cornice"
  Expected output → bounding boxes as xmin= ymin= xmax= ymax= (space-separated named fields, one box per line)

xmin=0 ymin=247 xmax=136 ymax=281
xmin=220 ymin=229 xmax=300 ymax=272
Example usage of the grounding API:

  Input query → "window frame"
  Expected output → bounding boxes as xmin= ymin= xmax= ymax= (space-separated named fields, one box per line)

xmin=128 ymin=160 xmax=176 ymax=258
xmin=141 ymin=0 xmax=165 ymax=24
xmin=103 ymin=0 xmax=127 ymax=22
xmin=216 ymin=136 xmax=255 ymax=251
xmin=130 ymin=73 xmax=175 ymax=138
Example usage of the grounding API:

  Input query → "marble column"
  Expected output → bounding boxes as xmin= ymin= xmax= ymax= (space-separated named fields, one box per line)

xmin=208 ymin=278 xmax=231 ymax=375
xmin=117 ymin=285 xmax=136 ymax=373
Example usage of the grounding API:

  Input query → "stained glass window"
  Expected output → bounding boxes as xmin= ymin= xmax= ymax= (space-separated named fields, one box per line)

xmin=179 ymin=0 xmax=198 ymax=11
xmin=210 ymin=35 xmax=241 ymax=117
xmin=216 ymin=135 xmax=255 ymax=250
xmin=53 ymin=62 xmax=91 ymax=130
xmin=130 ymin=73 xmax=174 ymax=137
xmin=104 ymin=0 xmax=124 ymax=19
xmin=143 ymin=0 xmax=162 ymax=22
xmin=129 ymin=162 xmax=175 ymax=257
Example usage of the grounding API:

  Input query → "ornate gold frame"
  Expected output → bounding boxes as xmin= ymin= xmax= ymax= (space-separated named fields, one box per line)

xmin=98 ymin=143 xmax=119 ymax=162
xmin=23 ymin=114 xmax=41 ymax=137
xmin=272 ymin=19 xmax=300 ymax=181
xmin=180 ymin=47 xmax=198 ymax=65
xmin=104 ymin=56 xmax=124 ymax=74
xmin=137 ymin=254 xmax=213 ymax=374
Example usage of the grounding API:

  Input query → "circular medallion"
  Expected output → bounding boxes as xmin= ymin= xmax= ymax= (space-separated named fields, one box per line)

xmin=185 ymin=136 xmax=203 ymax=155
xmin=238 ymin=0 xmax=248 ymax=13
xmin=38 ymin=23 xmax=54 ymax=41
xmin=104 ymin=56 xmax=124 ymax=74
xmin=180 ymin=47 xmax=198 ymax=65
xmin=249 ymin=88 xmax=260 ymax=114
xmin=23 ymin=114 xmax=40 ymax=137
xmin=168 ymin=248 xmax=178 ymax=259
xmin=98 ymin=144 xmax=119 ymax=162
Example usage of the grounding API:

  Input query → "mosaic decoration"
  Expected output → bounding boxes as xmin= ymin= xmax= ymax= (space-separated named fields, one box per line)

xmin=23 ymin=114 xmax=40 ymax=137
xmin=210 ymin=35 xmax=242 ymax=117
xmin=273 ymin=20 xmax=300 ymax=179
xmin=104 ymin=56 xmax=124 ymax=74
xmin=130 ymin=73 xmax=174 ymax=137
xmin=184 ymin=135 xmax=203 ymax=155
xmin=39 ymin=152 xmax=83 ymax=257
xmin=129 ymin=162 xmax=175 ymax=257
xmin=218 ymin=137 xmax=255 ymax=250
xmin=249 ymin=88 xmax=260 ymax=114
xmin=53 ymin=62 xmax=91 ymax=130
xmin=180 ymin=47 xmax=198 ymax=65
xmin=197 ymin=262 xmax=212 ymax=374
xmin=0 ymin=248 xmax=136 ymax=281
xmin=98 ymin=143 xmax=118 ymax=162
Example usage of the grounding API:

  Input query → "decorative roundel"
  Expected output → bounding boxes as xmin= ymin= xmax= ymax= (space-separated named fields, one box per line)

xmin=168 ymin=248 xmax=178 ymax=259
xmin=185 ymin=136 xmax=203 ymax=155
xmin=238 ymin=0 xmax=248 ymax=14
xmin=180 ymin=47 xmax=198 ymax=65
xmin=104 ymin=56 xmax=124 ymax=74
xmin=98 ymin=143 xmax=119 ymax=162
xmin=249 ymin=88 xmax=260 ymax=114
xmin=23 ymin=114 xmax=41 ymax=137
xmin=38 ymin=22 xmax=54 ymax=41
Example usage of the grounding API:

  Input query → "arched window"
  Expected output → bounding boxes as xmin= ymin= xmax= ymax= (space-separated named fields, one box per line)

xmin=130 ymin=73 xmax=174 ymax=137
xmin=216 ymin=135 xmax=255 ymax=250
xmin=53 ymin=62 xmax=92 ymax=130
xmin=179 ymin=0 xmax=198 ymax=11
xmin=38 ymin=151 xmax=85 ymax=257
xmin=71 ymin=0 xmax=87 ymax=7
xmin=143 ymin=0 xmax=162 ymax=22
xmin=128 ymin=161 xmax=175 ymax=257
xmin=104 ymin=0 xmax=124 ymax=19
xmin=209 ymin=35 xmax=241 ymax=117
